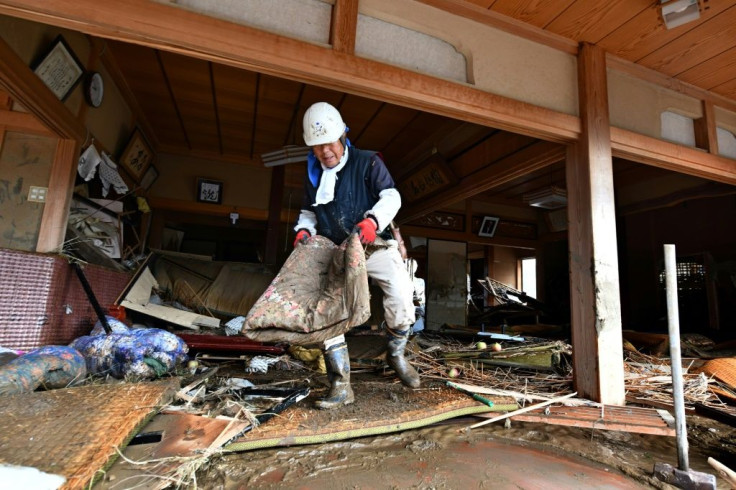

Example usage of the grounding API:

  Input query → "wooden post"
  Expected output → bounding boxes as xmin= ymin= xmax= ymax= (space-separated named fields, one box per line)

xmin=693 ymin=100 xmax=719 ymax=155
xmin=264 ymin=165 xmax=285 ymax=265
xmin=566 ymin=43 xmax=625 ymax=405
xmin=37 ymin=138 xmax=80 ymax=253
xmin=331 ymin=0 xmax=359 ymax=55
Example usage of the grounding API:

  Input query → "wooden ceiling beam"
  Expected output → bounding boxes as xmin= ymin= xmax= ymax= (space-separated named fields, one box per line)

xmin=0 ymin=108 xmax=53 ymax=136
xmin=0 ymin=0 xmax=580 ymax=144
xmin=397 ymin=140 xmax=565 ymax=223
xmin=0 ymin=37 xmax=85 ymax=142
xmin=416 ymin=0 xmax=579 ymax=54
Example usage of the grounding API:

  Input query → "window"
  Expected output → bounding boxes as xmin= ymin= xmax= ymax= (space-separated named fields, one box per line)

xmin=520 ymin=257 xmax=537 ymax=299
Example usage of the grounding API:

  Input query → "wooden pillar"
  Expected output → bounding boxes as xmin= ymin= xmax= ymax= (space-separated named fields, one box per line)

xmin=331 ymin=0 xmax=359 ymax=54
xmin=37 ymin=138 xmax=80 ymax=252
xmin=264 ymin=165 xmax=285 ymax=265
xmin=694 ymin=100 xmax=719 ymax=155
xmin=566 ymin=43 xmax=625 ymax=405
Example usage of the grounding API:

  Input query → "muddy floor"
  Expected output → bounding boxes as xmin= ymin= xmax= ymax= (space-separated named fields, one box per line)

xmin=193 ymin=367 xmax=736 ymax=489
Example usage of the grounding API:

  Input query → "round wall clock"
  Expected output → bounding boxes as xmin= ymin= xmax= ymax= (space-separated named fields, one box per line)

xmin=84 ymin=72 xmax=104 ymax=108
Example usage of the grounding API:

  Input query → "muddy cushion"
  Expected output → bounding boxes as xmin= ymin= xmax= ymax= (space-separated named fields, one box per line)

xmin=242 ymin=234 xmax=370 ymax=345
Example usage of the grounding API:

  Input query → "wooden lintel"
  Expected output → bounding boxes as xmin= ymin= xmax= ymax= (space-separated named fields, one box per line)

xmin=0 ymin=108 xmax=53 ymax=136
xmin=37 ymin=138 xmax=79 ymax=253
xmin=0 ymin=0 xmax=580 ymax=144
xmin=331 ymin=0 xmax=359 ymax=55
xmin=569 ymin=43 xmax=625 ymax=406
xmin=0 ymin=37 xmax=85 ymax=142
xmin=400 ymin=224 xmax=537 ymax=250
xmin=611 ymin=127 xmax=736 ymax=185
xmin=398 ymin=141 xmax=565 ymax=224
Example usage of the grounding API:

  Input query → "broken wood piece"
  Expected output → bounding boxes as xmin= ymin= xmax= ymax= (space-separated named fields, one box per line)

xmin=467 ymin=392 xmax=578 ymax=429
xmin=175 ymin=367 xmax=218 ymax=402
xmin=708 ymin=457 xmax=736 ymax=488
xmin=445 ymin=381 xmax=549 ymax=403
xmin=118 ymin=267 xmax=220 ymax=330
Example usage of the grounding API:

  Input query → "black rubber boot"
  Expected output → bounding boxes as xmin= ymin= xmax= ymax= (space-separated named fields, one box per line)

xmin=386 ymin=327 xmax=421 ymax=388
xmin=314 ymin=342 xmax=354 ymax=410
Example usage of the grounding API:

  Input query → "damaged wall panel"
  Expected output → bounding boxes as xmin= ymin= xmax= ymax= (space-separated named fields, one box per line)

xmin=0 ymin=248 xmax=131 ymax=350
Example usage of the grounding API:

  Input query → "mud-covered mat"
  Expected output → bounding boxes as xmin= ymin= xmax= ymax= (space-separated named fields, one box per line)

xmin=225 ymin=382 xmax=518 ymax=452
xmin=0 ymin=379 xmax=178 ymax=489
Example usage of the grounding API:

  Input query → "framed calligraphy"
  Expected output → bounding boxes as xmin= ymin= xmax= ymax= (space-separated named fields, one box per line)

xmin=397 ymin=153 xmax=457 ymax=202
xmin=32 ymin=36 xmax=85 ymax=101
xmin=119 ymin=129 xmax=154 ymax=182
xmin=196 ymin=178 xmax=223 ymax=204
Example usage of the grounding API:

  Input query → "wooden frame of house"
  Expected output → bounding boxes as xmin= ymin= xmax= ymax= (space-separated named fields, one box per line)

xmin=1 ymin=0 xmax=735 ymax=405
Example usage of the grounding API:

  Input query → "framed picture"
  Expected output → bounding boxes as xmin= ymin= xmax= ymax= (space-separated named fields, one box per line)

xmin=119 ymin=129 xmax=154 ymax=182
xmin=196 ymin=178 xmax=223 ymax=204
xmin=140 ymin=165 xmax=159 ymax=191
xmin=477 ymin=216 xmax=500 ymax=238
xmin=32 ymin=35 xmax=85 ymax=101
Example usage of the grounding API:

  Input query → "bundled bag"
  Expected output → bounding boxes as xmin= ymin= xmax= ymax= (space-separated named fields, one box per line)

xmin=71 ymin=317 xmax=188 ymax=378
xmin=0 ymin=346 xmax=86 ymax=395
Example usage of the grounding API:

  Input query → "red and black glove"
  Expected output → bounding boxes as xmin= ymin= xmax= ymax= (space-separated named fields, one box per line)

xmin=356 ymin=217 xmax=378 ymax=244
xmin=293 ymin=229 xmax=311 ymax=248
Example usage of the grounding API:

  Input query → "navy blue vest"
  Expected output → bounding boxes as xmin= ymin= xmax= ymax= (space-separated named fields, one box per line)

xmin=304 ymin=148 xmax=395 ymax=245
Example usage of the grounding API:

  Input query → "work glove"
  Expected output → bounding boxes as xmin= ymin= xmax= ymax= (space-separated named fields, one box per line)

xmin=293 ymin=229 xmax=311 ymax=248
xmin=356 ymin=217 xmax=378 ymax=244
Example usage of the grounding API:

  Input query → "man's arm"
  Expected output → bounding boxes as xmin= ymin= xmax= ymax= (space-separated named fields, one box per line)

xmin=294 ymin=209 xmax=318 ymax=236
xmin=364 ymin=155 xmax=401 ymax=231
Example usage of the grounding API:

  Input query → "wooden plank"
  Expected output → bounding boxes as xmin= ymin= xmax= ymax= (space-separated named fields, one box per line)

xmin=450 ymin=131 xmax=536 ymax=179
xmin=331 ymin=0 xmax=359 ymax=55
xmin=638 ymin=6 xmax=736 ymax=77
xmin=492 ymin=404 xmax=676 ymax=437
xmin=568 ymin=43 xmax=624 ymax=405
xmin=597 ymin=1 xmax=735 ymax=63
xmin=544 ymin=0 xmax=648 ymax=44
xmin=416 ymin=0 xmax=579 ymax=54
xmin=400 ymin=224 xmax=537 ymax=249
xmin=398 ymin=140 xmax=565 ymax=224
xmin=490 ymin=0 xmax=576 ymax=30
xmin=0 ymin=0 xmax=580 ymax=144
xmin=37 ymin=138 xmax=79 ymax=253
xmin=677 ymin=46 xmax=736 ymax=91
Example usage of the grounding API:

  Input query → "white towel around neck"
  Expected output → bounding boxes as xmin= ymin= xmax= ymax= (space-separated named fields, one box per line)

xmin=314 ymin=147 xmax=349 ymax=205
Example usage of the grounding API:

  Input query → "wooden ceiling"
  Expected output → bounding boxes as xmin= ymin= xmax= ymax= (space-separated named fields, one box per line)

xmin=471 ymin=0 xmax=736 ymax=101
xmin=106 ymin=0 xmax=736 ymax=215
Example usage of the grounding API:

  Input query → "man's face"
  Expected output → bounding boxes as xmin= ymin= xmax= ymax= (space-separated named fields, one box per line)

xmin=312 ymin=141 xmax=344 ymax=168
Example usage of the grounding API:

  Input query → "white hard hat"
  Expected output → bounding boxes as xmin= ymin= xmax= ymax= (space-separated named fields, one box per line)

xmin=303 ymin=102 xmax=346 ymax=146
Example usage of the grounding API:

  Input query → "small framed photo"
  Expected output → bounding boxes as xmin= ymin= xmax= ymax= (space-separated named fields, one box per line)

xmin=477 ymin=216 xmax=500 ymax=238
xmin=197 ymin=178 xmax=223 ymax=204
xmin=120 ymin=129 xmax=154 ymax=182
xmin=140 ymin=165 xmax=159 ymax=191
xmin=32 ymin=35 xmax=85 ymax=101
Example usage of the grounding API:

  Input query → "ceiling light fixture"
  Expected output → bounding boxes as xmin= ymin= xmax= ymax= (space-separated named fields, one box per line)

xmin=261 ymin=145 xmax=310 ymax=167
xmin=523 ymin=186 xmax=567 ymax=210
xmin=660 ymin=0 xmax=701 ymax=30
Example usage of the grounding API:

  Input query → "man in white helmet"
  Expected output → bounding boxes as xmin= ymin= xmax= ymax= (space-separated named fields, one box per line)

xmin=294 ymin=101 xmax=420 ymax=409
